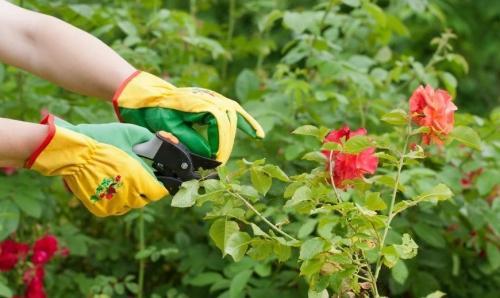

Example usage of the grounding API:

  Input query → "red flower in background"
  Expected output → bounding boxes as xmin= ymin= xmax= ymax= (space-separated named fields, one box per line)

xmin=31 ymin=235 xmax=58 ymax=266
xmin=0 ymin=239 xmax=29 ymax=272
xmin=409 ymin=85 xmax=457 ymax=145
xmin=0 ymin=167 xmax=17 ymax=176
xmin=460 ymin=168 xmax=483 ymax=189
xmin=322 ymin=127 xmax=378 ymax=188
xmin=23 ymin=267 xmax=46 ymax=298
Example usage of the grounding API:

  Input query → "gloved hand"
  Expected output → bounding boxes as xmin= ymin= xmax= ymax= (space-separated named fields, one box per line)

xmin=112 ymin=71 xmax=265 ymax=163
xmin=25 ymin=114 xmax=168 ymax=217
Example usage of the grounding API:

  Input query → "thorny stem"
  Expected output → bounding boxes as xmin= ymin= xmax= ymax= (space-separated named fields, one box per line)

xmin=328 ymin=150 xmax=341 ymax=202
xmin=137 ymin=210 xmax=145 ymax=298
xmin=228 ymin=190 xmax=298 ymax=242
xmin=373 ymin=117 xmax=412 ymax=284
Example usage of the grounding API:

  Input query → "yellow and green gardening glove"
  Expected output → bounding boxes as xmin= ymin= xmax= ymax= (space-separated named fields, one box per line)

xmin=112 ymin=71 xmax=265 ymax=163
xmin=25 ymin=114 xmax=168 ymax=217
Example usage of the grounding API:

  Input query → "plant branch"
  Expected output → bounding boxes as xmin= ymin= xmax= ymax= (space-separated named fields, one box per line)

xmin=228 ymin=190 xmax=298 ymax=242
xmin=374 ymin=120 xmax=412 ymax=282
xmin=137 ymin=210 xmax=146 ymax=298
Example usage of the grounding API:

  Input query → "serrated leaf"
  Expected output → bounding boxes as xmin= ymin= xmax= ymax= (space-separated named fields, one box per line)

xmin=382 ymin=109 xmax=408 ymax=126
xmin=262 ymin=164 xmax=289 ymax=182
xmin=450 ymin=126 xmax=481 ymax=150
xmin=321 ymin=142 xmax=342 ymax=151
xmin=250 ymin=223 xmax=269 ymax=238
xmin=209 ymin=219 xmax=240 ymax=254
xmin=225 ymin=232 xmax=251 ymax=262
xmin=365 ymin=191 xmax=387 ymax=211
xmin=13 ymin=193 xmax=42 ymax=218
xmin=382 ymin=245 xmax=399 ymax=268
xmin=344 ymin=135 xmax=373 ymax=154
xmin=285 ymin=185 xmax=312 ymax=208
xmin=299 ymin=237 xmax=327 ymax=260
xmin=250 ymin=168 xmax=272 ymax=195
xmin=292 ymin=125 xmax=319 ymax=137
xmin=171 ymin=180 xmax=199 ymax=208
xmin=302 ymin=151 xmax=327 ymax=163
xmin=413 ymin=183 xmax=453 ymax=203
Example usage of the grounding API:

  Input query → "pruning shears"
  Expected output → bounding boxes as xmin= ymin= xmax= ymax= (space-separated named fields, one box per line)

xmin=133 ymin=132 xmax=221 ymax=195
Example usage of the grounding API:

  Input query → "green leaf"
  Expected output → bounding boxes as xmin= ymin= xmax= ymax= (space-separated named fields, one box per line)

xmin=0 ymin=201 xmax=20 ymax=240
xmin=283 ymin=11 xmax=321 ymax=35
xmin=308 ymin=289 xmax=329 ymax=298
xmin=235 ymin=69 xmax=259 ymax=100
xmin=0 ymin=281 xmax=13 ymax=298
xmin=273 ymin=242 xmax=292 ymax=262
xmin=250 ymin=168 xmax=272 ymax=195
xmin=117 ymin=21 xmax=138 ymax=36
xmin=171 ymin=180 xmax=199 ymax=208
xmin=250 ymin=223 xmax=269 ymax=238
xmin=424 ymin=291 xmax=446 ymax=298
xmin=321 ymin=142 xmax=342 ymax=151
xmin=229 ymin=270 xmax=252 ymax=298
xmin=439 ymin=72 xmax=457 ymax=97
xmin=391 ymin=260 xmax=409 ymax=284
xmin=209 ymin=219 xmax=240 ymax=254
xmin=476 ymin=170 xmax=500 ymax=195
xmin=302 ymin=151 xmax=327 ymax=163
xmin=292 ymin=125 xmax=319 ymax=137
xmin=225 ymin=232 xmax=251 ymax=262
xmin=299 ymin=237 xmax=327 ymax=260
xmin=363 ymin=2 xmax=386 ymax=26
xmin=13 ymin=193 xmax=42 ymax=218
xmin=395 ymin=234 xmax=419 ymax=259
xmin=189 ymin=272 xmax=224 ymax=286
xmin=285 ymin=185 xmax=312 ymax=208
xmin=343 ymin=135 xmax=372 ymax=154
xmin=382 ymin=245 xmax=399 ymax=268
xmin=413 ymin=184 xmax=453 ymax=203
xmin=342 ymin=0 xmax=360 ymax=7
xmin=365 ymin=191 xmax=387 ymax=211
xmin=413 ymin=223 xmax=445 ymax=248
xmin=258 ymin=10 xmax=283 ymax=32
xmin=262 ymin=164 xmax=290 ymax=182
xmin=486 ymin=242 xmax=500 ymax=270
xmin=450 ymin=126 xmax=481 ymax=150
xmin=381 ymin=109 xmax=408 ymax=126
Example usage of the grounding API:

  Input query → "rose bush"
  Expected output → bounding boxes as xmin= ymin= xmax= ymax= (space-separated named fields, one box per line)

xmin=0 ymin=1 xmax=498 ymax=298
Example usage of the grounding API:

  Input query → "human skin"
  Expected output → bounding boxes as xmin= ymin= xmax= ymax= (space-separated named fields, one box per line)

xmin=0 ymin=118 xmax=48 ymax=168
xmin=0 ymin=0 xmax=136 ymax=167
xmin=0 ymin=0 xmax=135 ymax=101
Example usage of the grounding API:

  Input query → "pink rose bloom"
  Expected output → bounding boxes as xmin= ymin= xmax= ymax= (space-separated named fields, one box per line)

xmin=409 ymin=85 xmax=457 ymax=145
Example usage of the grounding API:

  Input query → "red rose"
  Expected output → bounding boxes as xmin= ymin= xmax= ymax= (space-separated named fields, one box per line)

xmin=409 ymin=85 xmax=457 ymax=145
xmin=23 ymin=267 xmax=46 ymax=298
xmin=322 ymin=127 xmax=378 ymax=188
xmin=31 ymin=235 xmax=58 ymax=266
xmin=0 ymin=239 xmax=29 ymax=272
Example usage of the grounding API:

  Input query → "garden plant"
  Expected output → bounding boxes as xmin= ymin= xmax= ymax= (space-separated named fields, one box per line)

xmin=0 ymin=0 xmax=499 ymax=297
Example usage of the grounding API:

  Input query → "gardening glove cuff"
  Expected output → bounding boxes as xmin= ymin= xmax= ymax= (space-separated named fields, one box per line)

xmin=25 ymin=114 xmax=168 ymax=217
xmin=112 ymin=70 xmax=265 ymax=164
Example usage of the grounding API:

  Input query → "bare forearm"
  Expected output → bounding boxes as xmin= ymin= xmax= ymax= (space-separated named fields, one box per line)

xmin=0 ymin=118 xmax=48 ymax=167
xmin=0 ymin=0 xmax=135 ymax=100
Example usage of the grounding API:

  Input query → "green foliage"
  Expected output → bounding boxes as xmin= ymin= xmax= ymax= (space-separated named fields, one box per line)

xmin=1 ymin=0 xmax=499 ymax=298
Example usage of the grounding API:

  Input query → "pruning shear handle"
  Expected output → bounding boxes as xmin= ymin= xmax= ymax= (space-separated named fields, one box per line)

xmin=133 ymin=132 xmax=221 ymax=194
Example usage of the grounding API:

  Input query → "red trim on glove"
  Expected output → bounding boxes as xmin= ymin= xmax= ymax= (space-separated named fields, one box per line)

xmin=112 ymin=70 xmax=141 ymax=122
xmin=25 ymin=114 xmax=56 ymax=169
